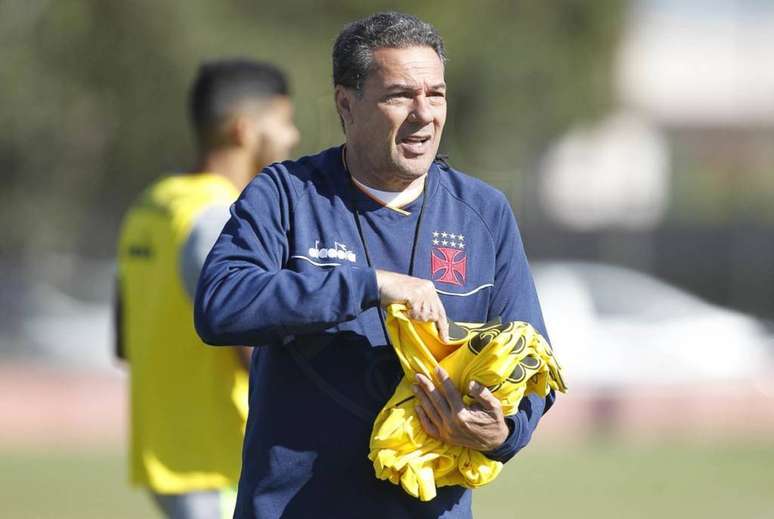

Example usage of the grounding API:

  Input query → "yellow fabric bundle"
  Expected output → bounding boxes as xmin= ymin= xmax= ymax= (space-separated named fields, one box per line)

xmin=369 ymin=304 xmax=567 ymax=501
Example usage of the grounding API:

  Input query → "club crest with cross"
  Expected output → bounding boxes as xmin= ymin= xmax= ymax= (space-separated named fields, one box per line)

xmin=430 ymin=230 xmax=467 ymax=286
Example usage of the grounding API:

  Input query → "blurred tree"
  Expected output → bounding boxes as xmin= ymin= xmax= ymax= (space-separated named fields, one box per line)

xmin=0 ymin=0 xmax=626 ymax=259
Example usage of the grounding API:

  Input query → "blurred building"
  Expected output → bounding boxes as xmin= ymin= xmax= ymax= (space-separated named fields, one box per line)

xmin=620 ymin=0 xmax=774 ymax=127
xmin=534 ymin=0 xmax=774 ymax=317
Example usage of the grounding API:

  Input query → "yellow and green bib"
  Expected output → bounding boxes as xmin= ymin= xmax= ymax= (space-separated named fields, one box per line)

xmin=117 ymin=174 xmax=247 ymax=493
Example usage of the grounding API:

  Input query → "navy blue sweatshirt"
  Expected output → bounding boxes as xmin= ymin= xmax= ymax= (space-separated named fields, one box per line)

xmin=195 ymin=146 xmax=555 ymax=519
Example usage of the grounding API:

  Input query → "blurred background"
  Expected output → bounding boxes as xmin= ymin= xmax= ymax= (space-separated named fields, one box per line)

xmin=1 ymin=0 xmax=773 ymax=517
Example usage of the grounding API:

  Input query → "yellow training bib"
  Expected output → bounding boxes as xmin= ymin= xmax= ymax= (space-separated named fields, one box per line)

xmin=117 ymin=173 xmax=247 ymax=493
xmin=369 ymin=304 xmax=567 ymax=501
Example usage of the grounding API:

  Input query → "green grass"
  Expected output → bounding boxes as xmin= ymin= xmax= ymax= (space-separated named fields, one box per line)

xmin=1 ymin=441 xmax=773 ymax=518
xmin=0 ymin=448 xmax=158 ymax=519
xmin=474 ymin=441 xmax=774 ymax=519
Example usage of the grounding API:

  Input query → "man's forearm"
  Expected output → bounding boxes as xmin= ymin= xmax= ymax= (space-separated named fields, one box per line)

xmin=195 ymin=262 xmax=380 ymax=345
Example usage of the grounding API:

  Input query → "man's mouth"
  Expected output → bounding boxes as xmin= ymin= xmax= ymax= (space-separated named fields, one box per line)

xmin=399 ymin=135 xmax=432 ymax=155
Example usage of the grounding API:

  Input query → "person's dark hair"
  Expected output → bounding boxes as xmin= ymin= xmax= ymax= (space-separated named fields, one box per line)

xmin=332 ymin=12 xmax=446 ymax=94
xmin=188 ymin=58 xmax=289 ymax=150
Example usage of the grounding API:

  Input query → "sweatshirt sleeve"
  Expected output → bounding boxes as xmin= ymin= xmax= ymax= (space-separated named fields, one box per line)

xmin=194 ymin=168 xmax=380 ymax=346
xmin=486 ymin=195 xmax=548 ymax=340
xmin=483 ymin=194 xmax=557 ymax=463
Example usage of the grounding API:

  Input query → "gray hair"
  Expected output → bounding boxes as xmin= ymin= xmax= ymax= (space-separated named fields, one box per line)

xmin=332 ymin=12 xmax=447 ymax=93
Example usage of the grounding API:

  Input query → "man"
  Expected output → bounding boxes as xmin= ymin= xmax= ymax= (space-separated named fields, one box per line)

xmin=195 ymin=13 xmax=555 ymax=519
xmin=115 ymin=59 xmax=299 ymax=519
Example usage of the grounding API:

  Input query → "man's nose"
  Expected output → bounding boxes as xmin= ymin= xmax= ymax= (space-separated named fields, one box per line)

xmin=410 ymin=96 xmax=433 ymax=125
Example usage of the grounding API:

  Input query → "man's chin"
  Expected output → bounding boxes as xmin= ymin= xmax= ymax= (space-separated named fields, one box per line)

xmin=394 ymin=155 xmax=434 ymax=179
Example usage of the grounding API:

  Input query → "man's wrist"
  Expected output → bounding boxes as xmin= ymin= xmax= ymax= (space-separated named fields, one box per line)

xmin=485 ymin=418 xmax=510 ymax=451
xmin=482 ymin=416 xmax=517 ymax=458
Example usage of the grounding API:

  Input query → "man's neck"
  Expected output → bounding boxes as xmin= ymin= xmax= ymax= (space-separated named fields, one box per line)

xmin=351 ymin=175 xmax=425 ymax=208
xmin=197 ymin=148 xmax=254 ymax=191
xmin=345 ymin=145 xmax=421 ymax=192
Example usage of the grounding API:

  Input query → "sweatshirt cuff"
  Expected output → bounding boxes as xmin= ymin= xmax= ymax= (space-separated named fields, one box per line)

xmin=483 ymin=390 xmax=554 ymax=463
xmin=482 ymin=414 xmax=522 ymax=463
xmin=351 ymin=266 xmax=380 ymax=311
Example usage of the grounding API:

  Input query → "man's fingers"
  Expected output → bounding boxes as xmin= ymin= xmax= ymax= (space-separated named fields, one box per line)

xmin=467 ymin=380 xmax=500 ymax=412
xmin=415 ymin=405 xmax=440 ymax=438
xmin=407 ymin=301 xmax=433 ymax=322
xmin=408 ymin=299 xmax=445 ymax=326
xmin=414 ymin=373 xmax=451 ymax=419
xmin=431 ymin=291 xmax=449 ymax=343
xmin=412 ymin=383 xmax=442 ymax=426
xmin=436 ymin=314 xmax=450 ymax=343
xmin=435 ymin=366 xmax=464 ymax=413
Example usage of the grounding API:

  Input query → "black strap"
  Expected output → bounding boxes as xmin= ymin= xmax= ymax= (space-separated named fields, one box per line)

xmin=347 ymin=154 xmax=429 ymax=346
xmin=286 ymin=150 xmax=430 ymax=423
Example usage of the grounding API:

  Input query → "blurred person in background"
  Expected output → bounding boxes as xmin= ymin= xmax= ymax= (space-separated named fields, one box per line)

xmin=194 ymin=12 xmax=553 ymax=519
xmin=115 ymin=59 xmax=299 ymax=519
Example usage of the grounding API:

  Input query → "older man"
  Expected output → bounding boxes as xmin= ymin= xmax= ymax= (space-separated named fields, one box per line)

xmin=195 ymin=12 xmax=555 ymax=519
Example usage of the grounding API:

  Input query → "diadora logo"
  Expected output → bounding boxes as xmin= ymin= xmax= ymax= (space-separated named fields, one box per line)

xmin=308 ymin=240 xmax=357 ymax=263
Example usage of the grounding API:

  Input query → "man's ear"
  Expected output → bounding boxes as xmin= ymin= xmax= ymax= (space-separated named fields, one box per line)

xmin=335 ymin=85 xmax=355 ymax=127
xmin=231 ymin=115 xmax=256 ymax=148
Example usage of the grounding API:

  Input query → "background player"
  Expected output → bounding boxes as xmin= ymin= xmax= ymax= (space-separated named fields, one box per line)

xmin=115 ymin=58 xmax=299 ymax=519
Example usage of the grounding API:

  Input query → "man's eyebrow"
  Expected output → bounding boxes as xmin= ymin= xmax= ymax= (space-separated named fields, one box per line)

xmin=384 ymin=82 xmax=447 ymax=91
xmin=384 ymin=83 xmax=419 ymax=91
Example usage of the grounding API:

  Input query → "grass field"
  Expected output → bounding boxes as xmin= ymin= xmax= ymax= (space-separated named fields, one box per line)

xmin=474 ymin=440 xmax=774 ymax=519
xmin=1 ymin=441 xmax=773 ymax=518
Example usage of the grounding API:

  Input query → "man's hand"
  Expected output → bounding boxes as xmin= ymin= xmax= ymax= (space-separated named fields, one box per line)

xmin=413 ymin=366 xmax=509 ymax=451
xmin=375 ymin=270 xmax=449 ymax=342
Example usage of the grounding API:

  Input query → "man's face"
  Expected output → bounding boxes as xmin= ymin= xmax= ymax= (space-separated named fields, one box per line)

xmin=249 ymin=96 xmax=300 ymax=170
xmin=343 ymin=46 xmax=447 ymax=185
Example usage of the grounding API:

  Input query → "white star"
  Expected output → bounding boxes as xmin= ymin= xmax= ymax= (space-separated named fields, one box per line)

xmin=432 ymin=239 xmax=439 ymax=245
xmin=432 ymin=231 xmax=439 ymax=237
xmin=441 ymin=232 xmax=448 ymax=238
xmin=449 ymin=233 xmax=457 ymax=240
xmin=458 ymin=235 xmax=464 ymax=241
xmin=442 ymin=240 xmax=448 ymax=246
xmin=459 ymin=243 xmax=465 ymax=249
xmin=449 ymin=241 xmax=457 ymax=248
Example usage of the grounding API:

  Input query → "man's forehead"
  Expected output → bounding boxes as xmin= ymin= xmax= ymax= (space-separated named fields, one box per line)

xmin=369 ymin=46 xmax=445 ymax=87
